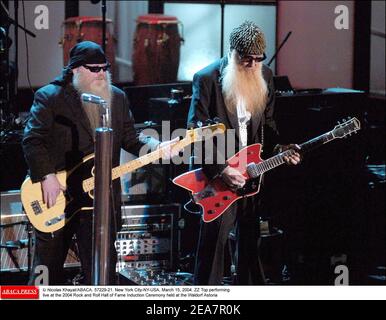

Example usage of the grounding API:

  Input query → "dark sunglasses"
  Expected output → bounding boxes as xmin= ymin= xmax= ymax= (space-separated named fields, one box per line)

xmin=239 ymin=53 xmax=266 ymax=64
xmin=83 ymin=63 xmax=111 ymax=73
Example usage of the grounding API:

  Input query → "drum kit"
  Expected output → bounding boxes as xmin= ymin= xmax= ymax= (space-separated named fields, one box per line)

xmin=132 ymin=14 xmax=184 ymax=85
xmin=60 ymin=14 xmax=184 ymax=85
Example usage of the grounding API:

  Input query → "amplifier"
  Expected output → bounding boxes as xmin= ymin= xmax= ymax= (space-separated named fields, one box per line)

xmin=148 ymin=97 xmax=191 ymax=131
xmin=1 ymin=191 xmax=80 ymax=272
xmin=123 ymin=82 xmax=192 ymax=123
xmin=0 ymin=136 xmax=28 ymax=192
xmin=120 ymin=123 xmax=169 ymax=204
xmin=119 ymin=268 xmax=193 ymax=285
xmin=115 ymin=204 xmax=180 ymax=272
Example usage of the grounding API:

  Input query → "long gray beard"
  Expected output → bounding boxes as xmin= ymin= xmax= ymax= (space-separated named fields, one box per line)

xmin=73 ymin=71 xmax=112 ymax=133
xmin=222 ymin=50 xmax=268 ymax=117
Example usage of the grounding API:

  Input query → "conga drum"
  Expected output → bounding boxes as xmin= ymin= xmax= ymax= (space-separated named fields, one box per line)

xmin=61 ymin=16 xmax=116 ymax=75
xmin=133 ymin=14 xmax=183 ymax=85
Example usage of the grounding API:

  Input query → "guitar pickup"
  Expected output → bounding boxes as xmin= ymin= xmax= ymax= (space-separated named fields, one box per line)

xmin=45 ymin=214 xmax=65 ymax=226
xmin=193 ymin=188 xmax=215 ymax=201
xmin=31 ymin=200 xmax=43 ymax=215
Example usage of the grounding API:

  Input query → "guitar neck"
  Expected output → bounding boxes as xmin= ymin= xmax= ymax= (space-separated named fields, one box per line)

xmin=248 ymin=131 xmax=336 ymax=178
xmin=82 ymin=137 xmax=192 ymax=192
xmin=299 ymin=131 xmax=335 ymax=153
xmin=113 ymin=137 xmax=192 ymax=178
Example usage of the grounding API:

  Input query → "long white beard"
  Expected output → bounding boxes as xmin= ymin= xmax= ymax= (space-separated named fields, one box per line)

xmin=222 ymin=50 xmax=268 ymax=117
xmin=73 ymin=71 xmax=112 ymax=132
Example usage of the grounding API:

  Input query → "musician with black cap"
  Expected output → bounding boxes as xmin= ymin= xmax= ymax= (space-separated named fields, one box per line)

xmin=189 ymin=21 xmax=301 ymax=285
xmin=22 ymin=41 xmax=179 ymax=285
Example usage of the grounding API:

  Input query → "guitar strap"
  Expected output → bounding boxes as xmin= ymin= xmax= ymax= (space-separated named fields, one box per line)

xmin=257 ymin=113 xmax=265 ymax=190
xmin=260 ymin=111 xmax=265 ymax=149
xmin=260 ymin=117 xmax=264 ymax=149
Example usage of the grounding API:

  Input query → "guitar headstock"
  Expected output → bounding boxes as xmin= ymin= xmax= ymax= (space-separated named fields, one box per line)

xmin=332 ymin=117 xmax=361 ymax=139
xmin=186 ymin=123 xmax=226 ymax=142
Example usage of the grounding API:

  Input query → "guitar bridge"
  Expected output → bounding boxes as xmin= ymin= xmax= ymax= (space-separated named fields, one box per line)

xmin=45 ymin=214 xmax=66 ymax=227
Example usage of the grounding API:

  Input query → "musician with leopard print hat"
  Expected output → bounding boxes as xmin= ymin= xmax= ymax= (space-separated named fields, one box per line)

xmin=189 ymin=21 xmax=301 ymax=285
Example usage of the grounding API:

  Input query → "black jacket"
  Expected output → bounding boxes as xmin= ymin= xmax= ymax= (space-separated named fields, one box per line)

xmin=22 ymin=78 xmax=159 ymax=224
xmin=23 ymin=82 xmax=158 ymax=182
xmin=188 ymin=56 xmax=280 ymax=179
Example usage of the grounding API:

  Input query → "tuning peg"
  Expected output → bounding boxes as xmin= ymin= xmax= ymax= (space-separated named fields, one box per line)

xmin=196 ymin=121 xmax=203 ymax=128
xmin=337 ymin=120 xmax=341 ymax=124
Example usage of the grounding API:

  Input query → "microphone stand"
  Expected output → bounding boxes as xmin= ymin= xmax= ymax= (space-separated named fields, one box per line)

xmin=91 ymin=98 xmax=113 ymax=285
xmin=101 ymin=0 xmax=106 ymax=53
xmin=220 ymin=0 xmax=225 ymax=56
xmin=267 ymin=31 xmax=292 ymax=68
xmin=4 ymin=17 xmax=36 ymax=38
xmin=14 ymin=0 xmax=18 ymax=101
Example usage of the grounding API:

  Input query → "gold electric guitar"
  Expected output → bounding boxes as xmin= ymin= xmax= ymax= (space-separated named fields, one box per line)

xmin=21 ymin=123 xmax=226 ymax=233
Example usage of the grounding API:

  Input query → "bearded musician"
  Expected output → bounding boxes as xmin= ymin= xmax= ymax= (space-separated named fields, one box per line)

xmin=22 ymin=41 xmax=178 ymax=285
xmin=188 ymin=21 xmax=301 ymax=285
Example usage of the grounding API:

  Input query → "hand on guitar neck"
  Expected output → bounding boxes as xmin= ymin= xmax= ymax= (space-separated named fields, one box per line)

xmin=158 ymin=137 xmax=181 ymax=159
xmin=279 ymin=144 xmax=302 ymax=165
xmin=220 ymin=144 xmax=301 ymax=190
xmin=41 ymin=174 xmax=66 ymax=208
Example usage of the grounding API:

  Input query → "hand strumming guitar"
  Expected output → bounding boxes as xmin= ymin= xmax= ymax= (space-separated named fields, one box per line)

xmin=220 ymin=166 xmax=246 ymax=190
xmin=41 ymin=174 xmax=66 ymax=208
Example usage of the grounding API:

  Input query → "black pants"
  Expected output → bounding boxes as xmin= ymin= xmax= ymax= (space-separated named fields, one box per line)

xmin=194 ymin=197 xmax=265 ymax=285
xmin=28 ymin=211 xmax=117 ymax=285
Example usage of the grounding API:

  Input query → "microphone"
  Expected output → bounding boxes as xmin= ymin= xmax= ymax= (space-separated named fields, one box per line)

xmin=81 ymin=93 xmax=106 ymax=104
xmin=81 ymin=93 xmax=111 ymax=127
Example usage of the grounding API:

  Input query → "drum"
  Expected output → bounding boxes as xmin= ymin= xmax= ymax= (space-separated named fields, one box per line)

xmin=61 ymin=16 xmax=116 ymax=75
xmin=133 ymin=14 xmax=183 ymax=85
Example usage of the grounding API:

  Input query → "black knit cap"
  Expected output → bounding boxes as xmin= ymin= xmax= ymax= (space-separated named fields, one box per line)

xmin=229 ymin=21 xmax=266 ymax=56
xmin=67 ymin=41 xmax=107 ymax=69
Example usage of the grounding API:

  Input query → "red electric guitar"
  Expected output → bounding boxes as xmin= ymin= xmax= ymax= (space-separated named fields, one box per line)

xmin=173 ymin=117 xmax=361 ymax=223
